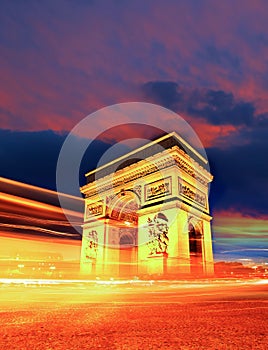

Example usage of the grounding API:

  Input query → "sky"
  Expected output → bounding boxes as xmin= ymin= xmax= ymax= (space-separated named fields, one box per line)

xmin=0 ymin=0 xmax=268 ymax=263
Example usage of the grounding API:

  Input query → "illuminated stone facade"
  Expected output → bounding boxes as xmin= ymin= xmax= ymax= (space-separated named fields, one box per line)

xmin=80 ymin=132 xmax=214 ymax=277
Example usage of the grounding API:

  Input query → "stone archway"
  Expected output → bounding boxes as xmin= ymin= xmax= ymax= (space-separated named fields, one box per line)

xmin=119 ymin=232 xmax=136 ymax=276
xmin=106 ymin=190 xmax=139 ymax=276
xmin=108 ymin=190 xmax=139 ymax=226
xmin=80 ymin=132 xmax=214 ymax=277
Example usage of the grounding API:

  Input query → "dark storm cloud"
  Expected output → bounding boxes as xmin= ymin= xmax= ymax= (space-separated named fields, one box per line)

xmin=141 ymin=81 xmax=268 ymax=215
xmin=205 ymin=108 xmax=268 ymax=215
xmin=207 ymin=134 xmax=268 ymax=216
xmin=188 ymin=90 xmax=256 ymax=126
xmin=142 ymin=81 xmax=256 ymax=126
xmin=142 ymin=82 xmax=181 ymax=109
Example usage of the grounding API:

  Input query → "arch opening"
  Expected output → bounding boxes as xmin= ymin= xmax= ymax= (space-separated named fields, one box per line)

xmin=108 ymin=191 xmax=139 ymax=276
xmin=120 ymin=234 xmax=134 ymax=246
xmin=188 ymin=223 xmax=203 ymax=275
xmin=109 ymin=191 xmax=139 ymax=226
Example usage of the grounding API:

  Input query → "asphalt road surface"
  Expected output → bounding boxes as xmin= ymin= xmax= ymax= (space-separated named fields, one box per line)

xmin=0 ymin=279 xmax=267 ymax=349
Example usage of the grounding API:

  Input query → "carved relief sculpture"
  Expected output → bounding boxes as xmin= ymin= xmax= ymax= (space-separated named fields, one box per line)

xmin=85 ymin=230 xmax=98 ymax=260
xmin=147 ymin=213 xmax=169 ymax=255
xmin=86 ymin=201 xmax=103 ymax=219
xmin=145 ymin=177 xmax=172 ymax=201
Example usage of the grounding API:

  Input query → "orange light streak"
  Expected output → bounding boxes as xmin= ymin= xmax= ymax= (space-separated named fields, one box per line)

xmin=0 ymin=223 xmax=78 ymax=237
xmin=0 ymin=177 xmax=83 ymax=202
xmin=0 ymin=192 xmax=82 ymax=219
xmin=0 ymin=212 xmax=81 ymax=227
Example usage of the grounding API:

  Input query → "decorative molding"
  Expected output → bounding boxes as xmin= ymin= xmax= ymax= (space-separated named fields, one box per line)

xmin=86 ymin=200 xmax=104 ymax=219
xmin=145 ymin=177 xmax=172 ymax=202
xmin=179 ymin=179 xmax=207 ymax=208
xmin=133 ymin=185 xmax=142 ymax=199
xmin=83 ymin=152 xmax=208 ymax=198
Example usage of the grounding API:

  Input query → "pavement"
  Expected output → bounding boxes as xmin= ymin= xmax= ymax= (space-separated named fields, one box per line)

xmin=0 ymin=279 xmax=267 ymax=349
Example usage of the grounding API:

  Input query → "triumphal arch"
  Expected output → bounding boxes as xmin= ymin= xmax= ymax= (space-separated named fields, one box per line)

xmin=80 ymin=132 xmax=214 ymax=277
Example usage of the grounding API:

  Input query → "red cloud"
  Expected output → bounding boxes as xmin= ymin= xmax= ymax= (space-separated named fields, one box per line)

xmin=1 ymin=0 xmax=268 ymax=149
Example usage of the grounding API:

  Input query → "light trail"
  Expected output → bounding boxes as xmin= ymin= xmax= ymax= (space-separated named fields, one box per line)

xmin=0 ymin=176 xmax=83 ymax=202
xmin=0 ymin=192 xmax=82 ymax=218
xmin=0 ymin=211 xmax=82 ymax=227
xmin=0 ymin=223 xmax=79 ymax=237
xmin=0 ymin=177 xmax=82 ymax=271
xmin=0 ymin=277 xmax=266 ymax=286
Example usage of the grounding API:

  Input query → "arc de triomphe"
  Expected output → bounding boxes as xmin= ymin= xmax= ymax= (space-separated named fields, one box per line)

xmin=80 ymin=132 xmax=214 ymax=278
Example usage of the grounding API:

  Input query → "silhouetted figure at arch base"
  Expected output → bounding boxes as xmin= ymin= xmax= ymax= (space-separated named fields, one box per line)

xmin=80 ymin=132 xmax=214 ymax=278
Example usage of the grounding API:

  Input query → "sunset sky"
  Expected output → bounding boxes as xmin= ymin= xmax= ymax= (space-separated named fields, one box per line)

xmin=1 ymin=1 xmax=268 ymax=262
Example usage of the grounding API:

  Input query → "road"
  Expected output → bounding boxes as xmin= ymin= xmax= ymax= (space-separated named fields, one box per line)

xmin=0 ymin=279 xmax=267 ymax=349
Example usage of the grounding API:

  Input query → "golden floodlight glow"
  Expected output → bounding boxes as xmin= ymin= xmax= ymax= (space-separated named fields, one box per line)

xmin=1 ymin=192 xmax=82 ymax=218
xmin=80 ymin=132 xmax=214 ymax=279
xmin=0 ymin=176 xmax=83 ymax=202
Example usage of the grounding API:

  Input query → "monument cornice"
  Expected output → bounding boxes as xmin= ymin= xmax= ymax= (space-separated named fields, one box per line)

xmin=81 ymin=148 xmax=211 ymax=198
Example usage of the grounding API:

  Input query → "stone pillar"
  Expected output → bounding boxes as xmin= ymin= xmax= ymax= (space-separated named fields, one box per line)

xmin=202 ymin=219 xmax=214 ymax=275
xmin=80 ymin=219 xmax=106 ymax=277
xmin=102 ymin=222 xmax=120 ymax=277
xmin=174 ymin=208 xmax=191 ymax=274
xmin=137 ymin=209 xmax=152 ymax=276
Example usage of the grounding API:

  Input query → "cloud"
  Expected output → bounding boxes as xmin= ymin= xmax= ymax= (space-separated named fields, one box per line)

xmin=142 ymin=81 xmax=181 ymax=110
xmin=2 ymin=0 xmax=268 ymax=135
xmin=141 ymin=84 xmax=268 ymax=215
xmin=207 ymin=133 xmax=268 ymax=216
xmin=1 ymin=2 xmax=268 ymax=210
xmin=141 ymin=82 xmax=256 ymax=126
xmin=188 ymin=90 xmax=256 ymax=126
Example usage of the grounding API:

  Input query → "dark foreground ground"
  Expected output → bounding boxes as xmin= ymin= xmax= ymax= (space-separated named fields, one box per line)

xmin=0 ymin=279 xmax=267 ymax=349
